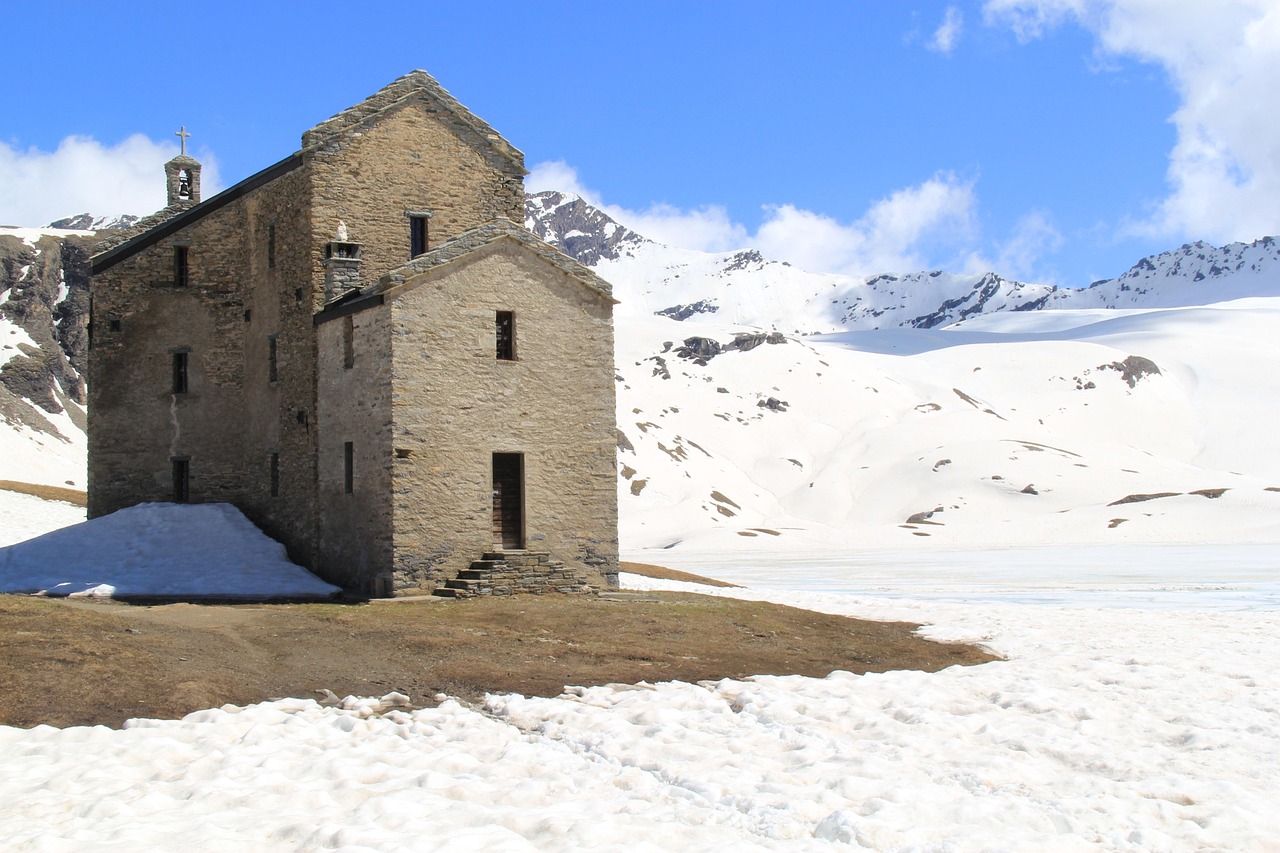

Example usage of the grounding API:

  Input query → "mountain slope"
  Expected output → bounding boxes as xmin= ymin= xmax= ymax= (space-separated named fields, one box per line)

xmin=524 ymin=192 xmax=1280 ymax=553
xmin=0 ymin=226 xmax=93 ymax=490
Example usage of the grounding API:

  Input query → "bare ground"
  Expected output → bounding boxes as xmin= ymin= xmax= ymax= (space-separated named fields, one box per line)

xmin=0 ymin=562 xmax=996 ymax=729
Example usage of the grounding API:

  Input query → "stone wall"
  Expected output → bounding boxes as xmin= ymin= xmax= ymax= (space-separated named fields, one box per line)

xmin=315 ymin=306 xmax=394 ymax=593
xmin=87 ymin=164 xmax=323 ymax=570
xmin=383 ymin=241 xmax=618 ymax=591
xmin=307 ymin=100 xmax=525 ymax=302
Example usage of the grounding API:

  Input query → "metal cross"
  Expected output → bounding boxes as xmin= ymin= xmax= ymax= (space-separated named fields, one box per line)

xmin=175 ymin=126 xmax=191 ymax=156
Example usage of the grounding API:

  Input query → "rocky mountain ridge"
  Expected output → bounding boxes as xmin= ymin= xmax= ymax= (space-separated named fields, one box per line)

xmin=523 ymin=190 xmax=1280 ymax=332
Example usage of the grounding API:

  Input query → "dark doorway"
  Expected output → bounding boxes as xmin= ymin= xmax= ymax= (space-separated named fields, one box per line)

xmin=492 ymin=453 xmax=524 ymax=550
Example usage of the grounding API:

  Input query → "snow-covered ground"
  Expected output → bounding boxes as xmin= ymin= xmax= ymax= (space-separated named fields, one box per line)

xmin=617 ymin=298 xmax=1280 ymax=553
xmin=2 ymin=550 xmax=1277 ymax=851
xmin=0 ymin=501 xmax=338 ymax=598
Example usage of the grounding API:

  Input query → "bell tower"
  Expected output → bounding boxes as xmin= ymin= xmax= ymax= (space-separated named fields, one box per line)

xmin=164 ymin=126 xmax=202 ymax=208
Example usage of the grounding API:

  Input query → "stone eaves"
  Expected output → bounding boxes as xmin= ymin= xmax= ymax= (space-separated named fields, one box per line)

xmin=301 ymin=70 xmax=525 ymax=174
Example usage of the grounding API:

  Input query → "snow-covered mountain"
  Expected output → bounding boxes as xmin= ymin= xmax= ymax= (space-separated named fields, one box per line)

xmin=524 ymin=191 xmax=1280 ymax=554
xmin=5 ymin=194 xmax=1280 ymax=557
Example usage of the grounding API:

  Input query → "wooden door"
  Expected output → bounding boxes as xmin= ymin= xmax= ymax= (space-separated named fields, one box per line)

xmin=492 ymin=453 xmax=524 ymax=550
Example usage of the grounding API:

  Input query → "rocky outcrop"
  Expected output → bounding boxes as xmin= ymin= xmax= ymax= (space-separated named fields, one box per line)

xmin=524 ymin=191 xmax=647 ymax=265
xmin=0 ymin=232 xmax=92 ymax=414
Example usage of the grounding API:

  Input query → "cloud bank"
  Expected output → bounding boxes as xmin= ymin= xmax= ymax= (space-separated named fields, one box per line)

xmin=529 ymin=161 xmax=990 ymax=279
xmin=0 ymin=135 xmax=219 ymax=227
xmin=984 ymin=0 xmax=1280 ymax=245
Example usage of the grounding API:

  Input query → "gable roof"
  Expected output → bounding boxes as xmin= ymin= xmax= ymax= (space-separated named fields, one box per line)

xmin=93 ymin=70 xmax=525 ymax=274
xmin=314 ymin=219 xmax=618 ymax=326
xmin=91 ymin=153 xmax=303 ymax=274
xmin=302 ymin=70 xmax=525 ymax=173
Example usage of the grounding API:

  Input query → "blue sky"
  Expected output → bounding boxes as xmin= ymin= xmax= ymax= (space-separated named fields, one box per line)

xmin=2 ymin=1 xmax=1277 ymax=288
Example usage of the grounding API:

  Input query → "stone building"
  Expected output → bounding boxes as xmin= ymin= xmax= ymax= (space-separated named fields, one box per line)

xmin=88 ymin=71 xmax=619 ymax=596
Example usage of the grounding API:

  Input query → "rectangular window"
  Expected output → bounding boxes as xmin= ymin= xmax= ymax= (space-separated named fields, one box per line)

xmin=409 ymin=215 xmax=429 ymax=258
xmin=496 ymin=311 xmax=515 ymax=361
xmin=269 ymin=452 xmax=280 ymax=497
xmin=267 ymin=223 xmax=276 ymax=269
xmin=172 ymin=457 xmax=190 ymax=503
xmin=174 ymin=246 xmax=189 ymax=287
xmin=268 ymin=335 xmax=278 ymax=383
xmin=343 ymin=315 xmax=354 ymax=369
xmin=172 ymin=352 xmax=189 ymax=394
xmin=343 ymin=442 xmax=354 ymax=494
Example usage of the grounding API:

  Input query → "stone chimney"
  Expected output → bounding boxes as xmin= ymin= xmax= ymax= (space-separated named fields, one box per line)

xmin=323 ymin=221 xmax=362 ymax=302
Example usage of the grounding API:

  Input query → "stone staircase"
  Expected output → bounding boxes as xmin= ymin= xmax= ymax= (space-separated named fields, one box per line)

xmin=432 ymin=551 xmax=597 ymax=598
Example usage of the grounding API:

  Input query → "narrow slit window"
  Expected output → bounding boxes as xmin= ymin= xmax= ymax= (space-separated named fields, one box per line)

xmin=174 ymin=246 xmax=189 ymax=287
xmin=267 ymin=223 xmax=276 ymax=269
xmin=269 ymin=452 xmax=280 ymax=497
xmin=496 ymin=311 xmax=515 ymax=361
xmin=172 ymin=352 xmax=189 ymax=394
xmin=268 ymin=335 xmax=278 ymax=383
xmin=343 ymin=315 xmax=354 ymax=369
xmin=172 ymin=457 xmax=190 ymax=503
xmin=343 ymin=442 xmax=354 ymax=494
xmin=409 ymin=215 xmax=429 ymax=258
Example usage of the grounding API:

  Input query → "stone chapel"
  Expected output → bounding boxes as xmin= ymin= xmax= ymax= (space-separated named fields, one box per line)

xmin=88 ymin=71 xmax=620 ymax=597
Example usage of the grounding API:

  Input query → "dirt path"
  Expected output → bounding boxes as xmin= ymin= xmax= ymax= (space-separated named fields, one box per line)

xmin=0 ymin=567 xmax=997 ymax=729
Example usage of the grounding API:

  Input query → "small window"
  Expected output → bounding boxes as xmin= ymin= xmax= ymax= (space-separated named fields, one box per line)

xmin=268 ymin=335 xmax=278 ymax=383
xmin=172 ymin=457 xmax=190 ymax=503
xmin=496 ymin=311 xmax=515 ymax=361
xmin=343 ymin=315 xmax=354 ymax=369
xmin=172 ymin=352 xmax=189 ymax=394
xmin=174 ymin=246 xmax=189 ymax=287
xmin=269 ymin=452 xmax=280 ymax=497
xmin=267 ymin=223 xmax=276 ymax=269
xmin=109 ymin=319 xmax=122 ymax=332
xmin=409 ymin=215 xmax=429 ymax=258
xmin=343 ymin=441 xmax=354 ymax=494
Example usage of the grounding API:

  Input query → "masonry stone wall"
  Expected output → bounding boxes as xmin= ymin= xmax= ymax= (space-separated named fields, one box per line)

xmin=89 ymin=197 xmax=253 ymax=518
xmin=88 ymin=165 xmax=323 ymax=570
xmin=383 ymin=242 xmax=618 ymax=591
xmin=234 ymin=167 xmax=321 ymax=568
xmin=315 ymin=307 xmax=394 ymax=592
xmin=306 ymin=101 xmax=524 ymax=304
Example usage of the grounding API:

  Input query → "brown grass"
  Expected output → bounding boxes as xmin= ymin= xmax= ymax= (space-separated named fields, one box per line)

xmin=0 ymin=480 xmax=87 ymax=506
xmin=0 ymin=586 xmax=996 ymax=729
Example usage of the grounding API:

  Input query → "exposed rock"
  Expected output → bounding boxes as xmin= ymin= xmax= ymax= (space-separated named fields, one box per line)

xmin=1098 ymin=355 xmax=1161 ymax=388
xmin=646 ymin=355 xmax=671 ymax=380
xmin=656 ymin=300 xmax=719 ymax=321
xmin=523 ymin=191 xmax=647 ymax=265
xmin=757 ymin=397 xmax=789 ymax=412
xmin=675 ymin=337 xmax=721 ymax=363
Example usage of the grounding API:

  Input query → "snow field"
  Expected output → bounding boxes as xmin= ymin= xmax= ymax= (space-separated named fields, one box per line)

xmin=0 ymin=502 xmax=338 ymax=598
xmin=616 ymin=300 xmax=1280 ymax=552
xmin=2 ymin=561 xmax=1278 ymax=851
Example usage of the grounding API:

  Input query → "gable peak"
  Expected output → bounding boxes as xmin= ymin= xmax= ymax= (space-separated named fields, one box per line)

xmin=301 ymin=70 xmax=524 ymax=170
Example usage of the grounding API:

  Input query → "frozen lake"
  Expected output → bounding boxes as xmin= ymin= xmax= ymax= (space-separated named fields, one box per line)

xmin=633 ymin=542 xmax=1280 ymax=610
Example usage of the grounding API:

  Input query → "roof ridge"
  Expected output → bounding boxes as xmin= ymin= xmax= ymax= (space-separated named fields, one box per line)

xmin=301 ymin=70 xmax=524 ymax=168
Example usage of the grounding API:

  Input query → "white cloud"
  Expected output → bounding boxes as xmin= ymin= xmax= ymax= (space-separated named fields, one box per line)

xmin=964 ymin=210 xmax=1065 ymax=282
xmin=984 ymin=0 xmax=1280 ymax=245
xmin=929 ymin=6 xmax=965 ymax=54
xmin=0 ymin=135 xmax=220 ymax=227
xmin=530 ymin=161 xmax=979 ymax=279
xmin=755 ymin=174 xmax=979 ymax=276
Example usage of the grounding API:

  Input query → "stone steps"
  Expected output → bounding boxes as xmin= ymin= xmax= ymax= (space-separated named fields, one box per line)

xmin=432 ymin=551 xmax=596 ymax=599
